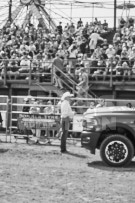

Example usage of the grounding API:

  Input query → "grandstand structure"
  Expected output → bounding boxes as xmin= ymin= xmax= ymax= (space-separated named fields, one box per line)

xmin=0 ymin=0 xmax=135 ymax=101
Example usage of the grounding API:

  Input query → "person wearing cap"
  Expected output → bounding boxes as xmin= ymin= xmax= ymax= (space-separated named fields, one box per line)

xmin=60 ymin=92 xmax=74 ymax=153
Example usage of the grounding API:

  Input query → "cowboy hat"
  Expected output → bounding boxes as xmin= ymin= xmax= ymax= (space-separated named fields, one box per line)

xmin=61 ymin=92 xmax=74 ymax=100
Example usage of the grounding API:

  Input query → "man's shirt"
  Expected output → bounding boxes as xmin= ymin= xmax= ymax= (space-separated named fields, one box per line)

xmin=61 ymin=100 xmax=74 ymax=118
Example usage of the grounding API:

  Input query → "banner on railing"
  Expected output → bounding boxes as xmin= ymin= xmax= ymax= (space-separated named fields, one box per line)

xmin=1 ymin=112 xmax=7 ymax=128
xmin=18 ymin=113 xmax=60 ymax=130
xmin=72 ymin=114 xmax=83 ymax=132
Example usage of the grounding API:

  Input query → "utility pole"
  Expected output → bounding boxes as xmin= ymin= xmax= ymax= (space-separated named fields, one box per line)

xmin=70 ymin=3 xmax=72 ymax=23
xmin=8 ymin=0 xmax=12 ymax=23
xmin=114 ymin=0 xmax=117 ymax=31
xmin=92 ymin=3 xmax=94 ymax=23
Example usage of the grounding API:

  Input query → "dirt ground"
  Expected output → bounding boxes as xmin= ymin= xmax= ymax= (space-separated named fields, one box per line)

xmin=0 ymin=139 xmax=135 ymax=203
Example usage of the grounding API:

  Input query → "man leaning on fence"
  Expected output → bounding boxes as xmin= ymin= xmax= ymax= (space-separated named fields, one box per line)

xmin=60 ymin=92 xmax=74 ymax=153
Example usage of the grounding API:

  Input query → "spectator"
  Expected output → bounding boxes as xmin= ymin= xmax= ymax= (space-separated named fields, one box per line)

xmin=119 ymin=17 xmax=126 ymax=28
xmin=89 ymin=31 xmax=103 ymax=54
xmin=44 ymin=101 xmax=54 ymax=114
xmin=126 ymin=102 xmax=133 ymax=108
xmin=94 ymin=45 xmax=102 ymax=59
xmin=101 ymin=39 xmax=109 ymax=50
xmin=77 ymin=18 xmax=83 ymax=29
xmin=106 ymin=44 xmax=116 ymax=59
xmin=6 ymin=54 xmax=19 ymax=79
xmin=129 ymin=46 xmax=135 ymax=66
xmin=68 ymin=43 xmax=78 ymax=74
xmin=102 ymin=20 xmax=108 ymax=31
xmin=22 ymin=97 xmax=30 ymax=112
xmin=96 ymin=98 xmax=105 ymax=108
xmin=57 ymin=22 xmax=63 ymax=35
xmin=19 ymin=52 xmax=31 ymax=78
xmin=120 ymin=47 xmax=129 ymax=64
xmin=89 ymin=101 xmax=96 ymax=109
xmin=122 ymin=61 xmax=131 ymax=81
xmin=76 ymin=67 xmax=88 ymax=97
xmin=52 ymin=54 xmax=64 ymax=89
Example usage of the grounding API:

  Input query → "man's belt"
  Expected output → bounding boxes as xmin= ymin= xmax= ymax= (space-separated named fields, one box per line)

xmin=61 ymin=117 xmax=70 ymax=120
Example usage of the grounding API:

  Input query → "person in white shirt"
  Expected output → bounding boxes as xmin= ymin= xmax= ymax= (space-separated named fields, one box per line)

xmin=106 ymin=44 xmax=116 ymax=59
xmin=89 ymin=31 xmax=103 ymax=52
xmin=60 ymin=92 xmax=74 ymax=153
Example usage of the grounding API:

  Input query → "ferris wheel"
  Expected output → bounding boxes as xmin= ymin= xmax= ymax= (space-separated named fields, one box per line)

xmin=1 ymin=0 xmax=56 ymax=31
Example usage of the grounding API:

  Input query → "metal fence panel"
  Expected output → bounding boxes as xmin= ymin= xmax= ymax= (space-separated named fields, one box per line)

xmin=0 ymin=96 xmax=8 ymax=142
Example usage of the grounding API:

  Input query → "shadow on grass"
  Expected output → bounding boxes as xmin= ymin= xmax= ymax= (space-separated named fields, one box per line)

xmin=62 ymin=151 xmax=88 ymax=159
xmin=87 ymin=161 xmax=135 ymax=172
xmin=0 ymin=149 xmax=9 ymax=153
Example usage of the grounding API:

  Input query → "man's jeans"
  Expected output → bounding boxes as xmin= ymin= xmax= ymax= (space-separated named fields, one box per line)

xmin=61 ymin=117 xmax=70 ymax=151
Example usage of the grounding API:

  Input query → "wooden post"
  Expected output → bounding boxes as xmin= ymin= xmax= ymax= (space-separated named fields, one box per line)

xmin=110 ymin=64 xmax=113 ymax=88
xmin=51 ymin=64 xmax=53 ymax=84
xmin=28 ymin=60 xmax=32 ymax=95
xmin=8 ymin=0 xmax=12 ymax=23
xmin=29 ymin=60 xmax=32 ymax=86
xmin=114 ymin=0 xmax=117 ymax=31
xmin=4 ymin=60 xmax=7 ymax=86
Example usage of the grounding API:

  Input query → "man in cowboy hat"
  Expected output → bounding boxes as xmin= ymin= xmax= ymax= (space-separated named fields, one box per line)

xmin=60 ymin=91 xmax=74 ymax=153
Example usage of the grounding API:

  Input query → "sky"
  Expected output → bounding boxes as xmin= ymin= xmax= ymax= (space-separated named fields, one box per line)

xmin=0 ymin=0 xmax=135 ymax=28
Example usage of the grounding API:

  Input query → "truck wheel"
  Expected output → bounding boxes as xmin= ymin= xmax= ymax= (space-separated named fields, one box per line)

xmin=100 ymin=134 xmax=134 ymax=167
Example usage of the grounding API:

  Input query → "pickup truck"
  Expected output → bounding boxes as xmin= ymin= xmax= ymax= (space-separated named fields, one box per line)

xmin=81 ymin=106 xmax=135 ymax=167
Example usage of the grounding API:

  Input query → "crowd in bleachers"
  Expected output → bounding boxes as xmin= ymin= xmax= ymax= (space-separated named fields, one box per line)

xmin=0 ymin=16 xmax=135 ymax=91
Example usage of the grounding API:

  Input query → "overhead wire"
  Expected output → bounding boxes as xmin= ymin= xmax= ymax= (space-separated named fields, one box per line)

xmin=44 ymin=5 xmax=74 ymax=23
xmin=51 ymin=4 xmax=77 ymax=24
xmin=1 ymin=0 xmax=135 ymax=26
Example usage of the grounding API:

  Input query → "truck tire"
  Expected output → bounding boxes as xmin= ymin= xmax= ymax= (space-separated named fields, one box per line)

xmin=100 ymin=134 xmax=134 ymax=167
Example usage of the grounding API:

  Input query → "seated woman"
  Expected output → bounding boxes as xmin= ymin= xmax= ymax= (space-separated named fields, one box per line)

xmin=116 ymin=61 xmax=131 ymax=81
xmin=120 ymin=47 xmax=129 ymax=64
xmin=6 ymin=54 xmax=20 ymax=79
xmin=92 ymin=56 xmax=106 ymax=80
xmin=43 ymin=101 xmax=54 ymax=115
xmin=103 ymin=56 xmax=118 ymax=80
xmin=121 ymin=61 xmax=131 ymax=81
xmin=19 ymin=52 xmax=31 ymax=79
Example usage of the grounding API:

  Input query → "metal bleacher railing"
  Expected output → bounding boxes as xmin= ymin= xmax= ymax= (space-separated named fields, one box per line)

xmin=0 ymin=58 xmax=135 ymax=94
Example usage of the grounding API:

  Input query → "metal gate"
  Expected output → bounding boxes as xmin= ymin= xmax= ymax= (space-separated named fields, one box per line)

xmin=0 ymin=96 xmax=9 ymax=142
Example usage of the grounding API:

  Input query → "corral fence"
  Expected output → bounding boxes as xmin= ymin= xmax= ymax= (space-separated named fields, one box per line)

xmin=0 ymin=95 xmax=135 ymax=143
xmin=0 ymin=96 xmax=9 ymax=142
